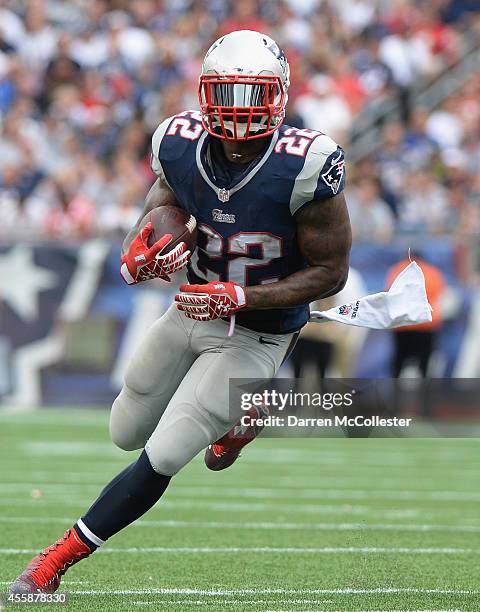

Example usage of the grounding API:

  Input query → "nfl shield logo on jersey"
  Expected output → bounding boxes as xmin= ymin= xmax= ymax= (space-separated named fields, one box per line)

xmin=218 ymin=188 xmax=230 ymax=203
xmin=338 ymin=301 xmax=360 ymax=319
xmin=338 ymin=304 xmax=352 ymax=316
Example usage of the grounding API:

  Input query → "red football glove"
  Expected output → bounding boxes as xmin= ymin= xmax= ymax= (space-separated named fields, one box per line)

xmin=175 ymin=281 xmax=247 ymax=321
xmin=120 ymin=222 xmax=190 ymax=285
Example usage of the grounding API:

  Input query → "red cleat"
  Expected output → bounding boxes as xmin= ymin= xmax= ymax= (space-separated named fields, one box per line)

xmin=10 ymin=529 xmax=92 ymax=594
xmin=205 ymin=405 xmax=269 ymax=471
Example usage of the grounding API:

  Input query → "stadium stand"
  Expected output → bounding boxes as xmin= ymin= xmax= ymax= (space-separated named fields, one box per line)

xmin=0 ymin=1 xmax=478 ymax=259
xmin=0 ymin=1 xmax=479 ymax=406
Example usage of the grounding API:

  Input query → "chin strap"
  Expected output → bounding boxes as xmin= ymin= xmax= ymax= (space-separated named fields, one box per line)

xmin=228 ymin=314 xmax=236 ymax=337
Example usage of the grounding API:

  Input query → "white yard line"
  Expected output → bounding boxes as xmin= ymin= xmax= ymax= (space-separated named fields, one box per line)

xmin=54 ymin=587 xmax=479 ymax=595
xmin=0 ymin=497 xmax=372 ymax=516
xmin=271 ymin=470 xmax=480 ymax=486
xmin=118 ymin=603 xmax=463 ymax=611
xmin=6 ymin=443 xmax=480 ymax=469
xmin=0 ymin=546 xmax=477 ymax=555
xmin=0 ymin=581 xmax=88 ymax=585
xmin=4 ymin=469 xmax=480 ymax=484
xmin=0 ymin=499 xmax=454 ymax=523
xmin=0 ymin=501 xmax=441 ymax=523
xmin=0 ymin=498 xmax=86 ymax=507
xmin=165 ymin=486 xmax=480 ymax=503
xmin=0 ymin=484 xmax=100 ymax=492
xmin=1 ymin=515 xmax=480 ymax=534
xmin=0 ymin=497 xmax=372 ymax=515
xmin=2 ymin=466 xmax=480 ymax=486
xmin=129 ymin=600 xmax=335 ymax=607
xmin=21 ymin=441 xmax=123 ymax=458
xmin=0 ymin=497 xmax=474 ymax=523
xmin=135 ymin=488 xmax=480 ymax=502
xmin=1 ymin=482 xmax=479 ymax=502
xmin=0 ymin=471 xmax=121 ymax=483
xmin=0 ymin=411 xmax=108 ymax=425
xmin=240 ymin=451 xmax=480 ymax=468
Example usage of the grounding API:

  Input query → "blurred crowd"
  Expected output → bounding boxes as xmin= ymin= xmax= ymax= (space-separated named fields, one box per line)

xmin=0 ymin=0 xmax=479 ymax=258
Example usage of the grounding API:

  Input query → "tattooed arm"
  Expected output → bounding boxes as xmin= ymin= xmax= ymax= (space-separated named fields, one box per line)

xmin=246 ymin=192 xmax=352 ymax=309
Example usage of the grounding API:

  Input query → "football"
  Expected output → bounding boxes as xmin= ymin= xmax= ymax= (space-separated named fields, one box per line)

xmin=139 ymin=205 xmax=197 ymax=254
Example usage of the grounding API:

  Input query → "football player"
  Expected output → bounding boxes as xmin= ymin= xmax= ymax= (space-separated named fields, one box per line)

xmin=11 ymin=30 xmax=351 ymax=593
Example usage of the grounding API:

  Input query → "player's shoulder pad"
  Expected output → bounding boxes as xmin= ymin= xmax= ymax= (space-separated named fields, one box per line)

xmin=290 ymin=134 xmax=346 ymax=216
xmin=151 ymin=110 xmax=204 ymax=180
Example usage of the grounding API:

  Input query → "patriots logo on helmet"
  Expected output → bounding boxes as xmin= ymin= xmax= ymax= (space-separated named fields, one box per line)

xmin=322 ymin=152 xmax=345 ymax=195
xmin=264 ymin=39 xmax=289 ymax=81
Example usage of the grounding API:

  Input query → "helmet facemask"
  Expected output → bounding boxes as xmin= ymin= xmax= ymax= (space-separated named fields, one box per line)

xmin=199 ymin=73 xmax=286 ymax=141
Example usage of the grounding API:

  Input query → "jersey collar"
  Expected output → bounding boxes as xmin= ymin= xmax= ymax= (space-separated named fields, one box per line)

xmin=196 ymin=130 xmax=279 ymax=203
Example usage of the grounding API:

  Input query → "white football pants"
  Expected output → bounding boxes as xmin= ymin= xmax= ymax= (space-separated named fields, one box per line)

xmin=110 ymin=304 xmax=293 ymax=475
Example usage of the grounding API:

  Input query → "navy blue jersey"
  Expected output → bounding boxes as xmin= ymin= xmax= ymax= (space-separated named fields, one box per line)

xmin=151 ymin=110 xmax=346 ymax=334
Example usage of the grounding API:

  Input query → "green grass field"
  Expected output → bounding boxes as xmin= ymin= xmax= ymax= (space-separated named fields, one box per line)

xmin=0 ymin=409 xmax=479 ymax=612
